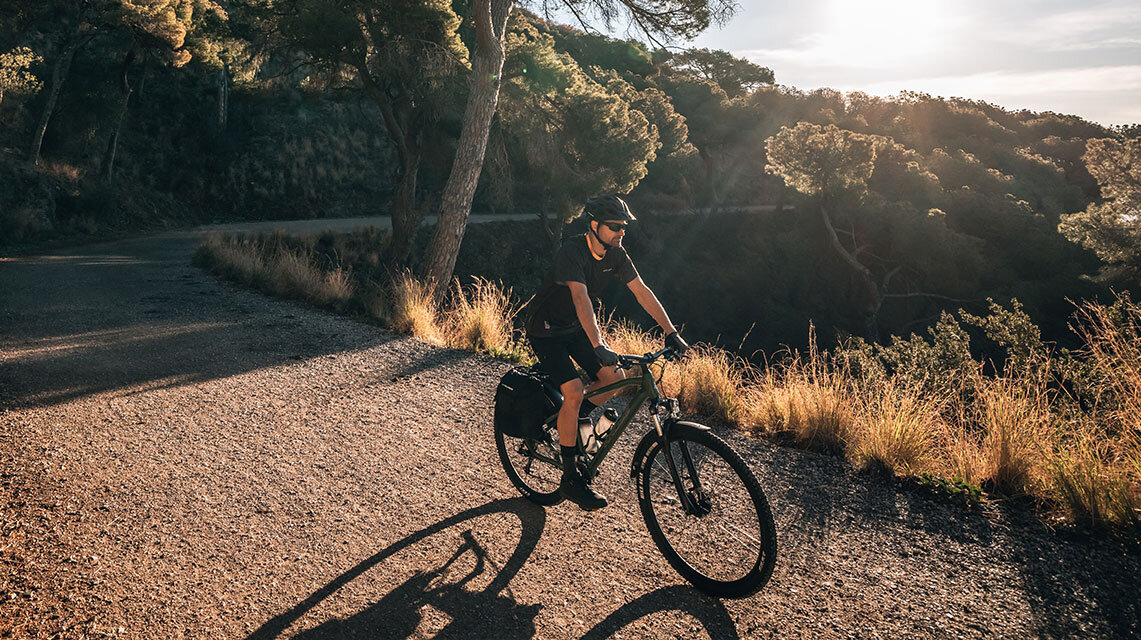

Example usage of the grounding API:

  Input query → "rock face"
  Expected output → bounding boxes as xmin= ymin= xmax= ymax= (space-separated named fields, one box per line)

xmin=1 ymin=231 xmax=1139 ymax=639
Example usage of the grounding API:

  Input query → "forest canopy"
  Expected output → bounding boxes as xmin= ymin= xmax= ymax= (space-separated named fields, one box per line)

xmin=1 ymin=0 xmax=1138 ymax=354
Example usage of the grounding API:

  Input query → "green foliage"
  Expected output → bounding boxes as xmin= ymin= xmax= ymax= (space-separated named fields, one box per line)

xmin=538 ymin=17 xmax=655 ymax=80
xmin=552 ymin=0 xmax=736 ymax=42
xmin=0 ymin=46 xmax=42 ymax=102
xmin=1059 ymin=138 xmax=1141 ymax=282
xmin=847 ymin=312 xmax=977 ymax=397
xmin=961 ymin=298 xmax=1044 ymax=372
xmin=660 ymin=47 xmax=773 ymax=99
xmin=765 ymin=122 xmax=879 ymax=199
xmin=917 ymin=473 xmax=983 ymax=505
xmin=499 ymin=12 xmax=658 ymax=221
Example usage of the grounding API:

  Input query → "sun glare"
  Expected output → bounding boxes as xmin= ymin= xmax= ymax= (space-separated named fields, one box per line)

xmin=821 ymin=0 xmax=945 ymax=68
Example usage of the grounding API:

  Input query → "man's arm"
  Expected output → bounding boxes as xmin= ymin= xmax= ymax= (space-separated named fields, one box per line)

xmin=568 ymin=281 xmax=605 ymax=347
xmin=627 ymin=276 xmax=677 ymax=335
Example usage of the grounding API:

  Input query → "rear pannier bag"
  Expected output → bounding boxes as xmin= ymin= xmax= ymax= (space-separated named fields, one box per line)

xmin=494 ymin=367 xmax=555 ymax=439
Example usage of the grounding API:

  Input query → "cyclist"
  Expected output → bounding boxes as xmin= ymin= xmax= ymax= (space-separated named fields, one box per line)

xmin=524 ymin=194 xmax=689 ymax=510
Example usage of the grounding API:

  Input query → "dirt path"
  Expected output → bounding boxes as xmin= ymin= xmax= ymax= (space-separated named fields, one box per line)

xmin=1 ymin=232 xmax=1139 ymax=639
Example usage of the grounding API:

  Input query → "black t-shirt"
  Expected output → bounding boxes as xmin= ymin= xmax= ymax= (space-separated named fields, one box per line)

xmin=525 ymin=234 xmax=639 ymax=337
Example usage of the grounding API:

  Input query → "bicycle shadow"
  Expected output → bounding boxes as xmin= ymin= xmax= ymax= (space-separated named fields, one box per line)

xmin=580 ymin=585 xmax=741 ymax=640
xmin=247 ymin=496 xmax=745 ymax=639
xmin=246 ymin=498 xmax=546 ymax=640
xmin=293 ymin=529 xmax=541 ymax=639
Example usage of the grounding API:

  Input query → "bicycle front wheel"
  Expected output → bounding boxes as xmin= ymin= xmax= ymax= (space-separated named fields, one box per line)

xmin=636 ymin=429 xmax=776 ymax=598
xmin=495 ymin=419 xmax=564 ymax=506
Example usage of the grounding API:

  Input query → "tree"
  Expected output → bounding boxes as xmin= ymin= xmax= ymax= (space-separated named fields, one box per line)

xmin=660 ymin=47 xmax=772 ymax=99
xmin=98 ymin=0 xmax=201 ymax=183
xmin=766 ymin=122 xmax=928 ymax=338
xmin=1059 ymin=137 xmax=1141 ymax=282
xmin=421 ymin=0 xmax=736 ymax=297
xmin=26 ymin=0 xmax=102 ymax=166
xmin=497 ymin=12 xmax=659 ymax=239
xmin=278 ymin=0 xmax=467 ymax=266
xmin=655 ymin=49 xmax=773 ymax=211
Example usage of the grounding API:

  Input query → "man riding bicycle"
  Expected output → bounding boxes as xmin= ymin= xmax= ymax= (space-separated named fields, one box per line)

xmin=524 ymin=195 xmax=688 ymax=511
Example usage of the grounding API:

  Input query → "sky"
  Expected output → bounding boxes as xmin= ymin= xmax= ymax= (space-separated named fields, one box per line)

xmin=682 ymin=0 xmax=1141 ymax=126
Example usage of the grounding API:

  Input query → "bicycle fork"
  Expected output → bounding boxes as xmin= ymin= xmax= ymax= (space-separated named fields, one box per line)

xmin=652 ymin=415 xmax=710 ymax=517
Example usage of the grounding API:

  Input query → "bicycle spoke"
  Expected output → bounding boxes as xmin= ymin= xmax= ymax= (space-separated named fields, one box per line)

xmin=717 ymin=522 xmax=762 ymax=552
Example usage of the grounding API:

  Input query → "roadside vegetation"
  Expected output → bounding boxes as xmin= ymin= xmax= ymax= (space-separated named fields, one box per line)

xmin=197 ymin=230 xmax=1140 ymax=540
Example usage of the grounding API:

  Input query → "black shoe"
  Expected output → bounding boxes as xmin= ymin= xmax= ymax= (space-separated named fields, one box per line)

xmin=559 ymin=471 xmax=608 ymax=511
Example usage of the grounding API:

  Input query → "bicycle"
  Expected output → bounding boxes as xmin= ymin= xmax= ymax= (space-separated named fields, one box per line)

xmin=493 ymin=345 xmax=777 ymax=598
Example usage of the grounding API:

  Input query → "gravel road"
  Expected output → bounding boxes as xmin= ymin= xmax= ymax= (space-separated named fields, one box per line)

xmin=1 ymin=230 xmax=1139 ymax=639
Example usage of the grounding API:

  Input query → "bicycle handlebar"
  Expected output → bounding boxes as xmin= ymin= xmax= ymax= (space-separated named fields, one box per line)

xmin=616 ymin=345 xmax=680 ymax=369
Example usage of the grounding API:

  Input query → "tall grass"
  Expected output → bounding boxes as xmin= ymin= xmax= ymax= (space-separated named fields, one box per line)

xmin=196 ymin=232 xmax=527 ymax=358
xmin=388 ymin=271 xmax=444 ymax=344
xmin=741 ymin=339 xmax=855 ymax=452
xmin=197 ymin=231 xmax=1141 ymax=537
xmin=851 ymin=377 xmax=945 ymax=475
xmin=194 ymin=233 xmax=353 ymax=307
xmin=447 ymin=277 xmax=526 ymax=357
xmin=1048 ymin=298 xmax=1141 ymax=530
xmin=973 ymin=371 xmax=1052 ymax=496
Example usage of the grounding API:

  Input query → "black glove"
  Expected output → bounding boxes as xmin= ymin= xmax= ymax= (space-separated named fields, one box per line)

xmin=594 ymin=343 xmax=619 ymax=367
xmin=665 ymin=331 xmax=689 ymax=355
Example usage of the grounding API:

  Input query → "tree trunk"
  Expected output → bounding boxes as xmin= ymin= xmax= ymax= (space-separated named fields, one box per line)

xmin=29 ymin=35 xmax=86 ymax=166
xmin=387 ymin=144 xmax=422 ymax=267
xmin=357 ymin=63 xmax=425 ymax=269
xmin=100 ymin=48 xmax=138 ymax=184
xmin=819 ymin=202 xmax=882 ymax=339
xmin=216 ymin=65 xmax=228 ymax=131
xmin=422 ymin=0 xmax=513 ymax=297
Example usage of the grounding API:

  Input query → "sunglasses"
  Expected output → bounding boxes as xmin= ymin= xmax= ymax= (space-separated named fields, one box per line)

xmin=600 ymin=222 xmax=628 ymax=232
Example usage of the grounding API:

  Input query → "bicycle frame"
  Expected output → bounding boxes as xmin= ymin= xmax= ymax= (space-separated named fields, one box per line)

xmin=538 ymin=352 xmax=686 ymax=477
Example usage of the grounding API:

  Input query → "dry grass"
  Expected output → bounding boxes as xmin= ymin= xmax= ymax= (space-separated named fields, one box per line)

xmin=446 ymin=277 xmax=525 ymax=355
xmin=939 ymin=423 xmax=991 ymax=489
xmin=742 ymin=341 xmax=855 ymax=452
xmin=196 ymin=232 xmax=1141 ymax=536
xmin=195 ymin=234 xmax=268 ymax=286
xmin=972 ymin=372 xmax=1053 ymax=496
xmin=269 ymin=251 xmax=353 ymax=305
xmin=851 ymin=378 xmax=945 ymax=474
xmin=389 ymin=271 xmax=444 ymax=344
xmin=196 ymin=234 xmax=352 ymax=308
xmin=1048 ymin=298 xmax=1141 ymax=530
xmin=1049 ymin=432 xmax=1118 ymax=528
xmin=672 ymin=345 xmax=746 ymax=424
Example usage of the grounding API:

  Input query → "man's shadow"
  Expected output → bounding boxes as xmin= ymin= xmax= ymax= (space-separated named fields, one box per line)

xmin=248 ymin=498 xmax=742 ymax=639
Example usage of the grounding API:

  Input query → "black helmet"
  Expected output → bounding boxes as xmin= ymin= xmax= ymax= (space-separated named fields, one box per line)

xmin=584 ymin=195 xmax=637 ymax=222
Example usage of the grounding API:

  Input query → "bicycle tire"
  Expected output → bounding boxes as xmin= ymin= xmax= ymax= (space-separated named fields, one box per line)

xmin=495 ymin=418 xmax=565 ymax=506
xmin=636 ymin=428 xmax=776 ymax=598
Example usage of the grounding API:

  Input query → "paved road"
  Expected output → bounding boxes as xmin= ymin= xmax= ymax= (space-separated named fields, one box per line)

xmin=197 ymin=206 xmax=784 ymax=235
xmin=1 ymin=230 xmax=1138 ymax=639
xmin=199 ymin=213 xmax=544 ymax=235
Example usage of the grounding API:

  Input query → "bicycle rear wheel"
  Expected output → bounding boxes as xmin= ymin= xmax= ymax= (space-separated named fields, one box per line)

xmin=636 ymin=428 xmax=776 ymax=597
xmin=495 ymin=419 xmax=564 ymax=506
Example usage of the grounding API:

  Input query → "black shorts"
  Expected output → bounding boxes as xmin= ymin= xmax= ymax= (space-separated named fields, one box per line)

xmin=528 ymin=330 xmax=603 ymax=387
